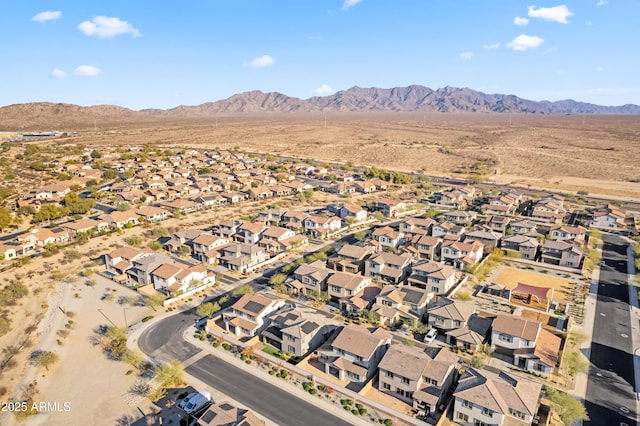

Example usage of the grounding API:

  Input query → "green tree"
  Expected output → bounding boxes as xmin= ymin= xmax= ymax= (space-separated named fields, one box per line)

xmin=152 ymin=226 xmax=169 ymax=238
xmin=196 ymin=301 xmax=221 ymax=318
xmin=145 ymin=292 xmax=166 ymax=311
xmin=233 ymin=284 xmax=254 ymax=296
xmin=269 ymin=273 xmax=287 ymax=287
xmin=353 ymin=231 xmax=366 ymax=241
xmin=116 ymin=202 xmax=131 ymax=212
xmin=90 ymin=149 xmax=102 ymax=159
xmin=125 ymin=235 xmax=143 ymax=247
xmin=545 ymin=387 xmax=589 ymax=425
xmin=565 ymin=350 xmax=589 ymax=377
xmin=154 ymin=359 xmax=185 ymax=388
xmin=121 ymin=349 xmax=143 ymax=368
xmin=33 ymin=351 xmax=60 ymax=370
xmin=0 ymin=207 xmax=12 ymax=231
xmin=147 ymin=241 xmax=163 ymax=251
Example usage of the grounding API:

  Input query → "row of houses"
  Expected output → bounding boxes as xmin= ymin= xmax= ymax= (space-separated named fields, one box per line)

xmin=208 ymin=291 xmax=547 ymax=425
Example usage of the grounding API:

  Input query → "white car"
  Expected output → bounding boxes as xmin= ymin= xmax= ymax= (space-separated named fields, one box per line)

xmin=423 ymin=328 xmax=438 ymax=343
xmin=179 ymin=391 xmax=211 ymax=414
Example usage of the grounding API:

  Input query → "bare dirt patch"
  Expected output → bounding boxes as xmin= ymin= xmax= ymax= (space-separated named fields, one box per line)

xmin=493 ymin=268 xmax=573 ymax=303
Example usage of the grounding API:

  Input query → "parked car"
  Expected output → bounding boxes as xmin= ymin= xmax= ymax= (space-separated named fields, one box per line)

xmin=179 ymin=391 xmax=211 ymax=414
xmin=423 ymin=328 xmax=438 ymax=343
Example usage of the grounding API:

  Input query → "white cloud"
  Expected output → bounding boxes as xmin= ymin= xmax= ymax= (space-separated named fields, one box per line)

xmin=459 ymin=52 xmax=473 ymax=60
xmin=483 ymin=42 xmax=501 ymax=50
xmin=32 ymin=11 xmax=62 ymax=23
xmin=245 ymin=55 xmax=275 ymax=68
xmin=527 ymin=5 xmax=574 ymax=24
xmin=506 ymin=34 xmax=544 ymax=51
xmin=342 ymin=0 xmax=362 ymax=11
xmin=314 ymin=84 xmax=335 ymax=95
xmin=513 ymin=16 xmax=530 ymax=26
xmin=78 ymin=16 xmax=140 ymax=38
xmin=51 ymin=69 xmax=67 ymax=78
xmin=596 ymin=0 xmax=609 ymax=6
xmin=73 ymin=65 xmax=102 ymax=76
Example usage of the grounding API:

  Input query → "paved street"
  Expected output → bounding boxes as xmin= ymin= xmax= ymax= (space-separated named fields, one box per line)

xmin=187 ymin=355 xmax=352 ymax=426
xmin=138 ymin=311 xmax=353 ymax=426
xmin=585 ymin=234 xmax=637 ymax=426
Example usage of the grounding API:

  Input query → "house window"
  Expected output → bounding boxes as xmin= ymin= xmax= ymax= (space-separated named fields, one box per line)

xmin=383 ymin=382 xmax=391 ymax=390
xmin=509 ymin=408 xmax=526 ymax=419
xmin=457 ymin=412 xmax=469 ymax=422
xmin=401 ymin=377 xmax=410 ymax=385
xmin=474 ymin=420 xmax=487 ymax=426
xmin=524 ymin=339 xmax=531 ymax=346
xmin=536 ymin=363 xmax=546 ymax=372
xmin=287 ymin=345 xmax=296 ymax=353
xmin=432 ymin=286 xmax=439 ymax=292
xmin=498 ymin=333 xmax=513 ymax=343
xmin=287 ymin=335 xmax=297 ymax=341
xmin=386 ymin=371 xmax=394 ymax=378
xmin=462 ymin=400 xmax=473 ymax=409
xmin=482 ymin=407 xmax=493 ymax=417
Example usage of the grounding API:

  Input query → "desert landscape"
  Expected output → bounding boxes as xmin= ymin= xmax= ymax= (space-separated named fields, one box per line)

xmin=2 ymin=107 xmax=640 ymax=198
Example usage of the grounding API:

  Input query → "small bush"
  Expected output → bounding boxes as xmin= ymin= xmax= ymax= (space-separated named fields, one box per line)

xmin=141 ymin=316 xmax=154 ymax=323
xmin=309 ymin=388 xmax=318 ymax=395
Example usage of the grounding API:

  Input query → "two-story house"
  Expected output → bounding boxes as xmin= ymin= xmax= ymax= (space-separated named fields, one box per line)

xmin=409 ymin=235 xmax=442 ymax=260
xmin=548 ymin=224 xmax=587 ymax=245
xmin=502 ymin=234 xmax=539 ymax=260
xmin=375 ymin=198 xmax=408 ymax=218
xmin=440 ymin=240 xmax=484 ymax=270
xmin=219 ymin=243 xmax=271 ymax=273
xmin=453 ymin=368 xmax=542 ymax=426
xmin=491 ymin=313 xmax=560 ymax=376
xmin=364 ymin=252 xmax=413 ymax=284
xmin=191 ymin=234 xmax=231 ymax=264
xmin=238 ymin=221 xmax=269 ymax=244
xmin=463 ymin=230 xmax=501 ymax=251
xmin=261 ymin=307 xmax=338 ymax=359
xmin=151 ymin=263 xmax=215 ymax=295
xmin=326 ymin=271 xmax=371 ymax=303
xmin=327 ymin=244 xmax=373 ymax=274
xmin=431 ymin=221 xmax=465 ymax=240
xmin=371 ymin=285 xmax=432 ymax=325
xmin=371 ymin=226 xmax=405 ymax=249
xmin=508 ymin=219 xmax=538 ymax=236
xmin=440 ymin=210 xmax=477 ymax=226
xmin=339 ymin=204 xmax=368 ymax=224
xmin=303 ymin=215 xmax=342 ymax=237
xmin=399 ymin=217 xmax=435 ymax=238
xmin=426 ymin=297 xmax=476 ymax=333
xmin=317 ymin=324 xmax=392 ymax=383
xmin=285 ymin=260 xmax=332 ymax=296
xmin=378 ymin=345 xmax=457 ymax=417
xmin=407 ymin=260 xmax=457 ymax=294
xmin=222 ymin=293 xmax=286 ymax=337
xmin=540 ymin=240 xmax=583 ymax=268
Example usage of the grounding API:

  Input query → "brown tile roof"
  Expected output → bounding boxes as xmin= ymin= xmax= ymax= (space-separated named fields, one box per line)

xmin=492 ymin=314 xmax=540 ymax=341
xmin=533 ymin=329 xmax=561 ymax=367
xmin=331 ymin=324 xmax=391 ymax=359
xmin=152 ymin=263 xmax=183 ymax=279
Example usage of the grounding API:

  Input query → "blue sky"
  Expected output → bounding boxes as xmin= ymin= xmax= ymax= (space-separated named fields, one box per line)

xmin=2 ymin=1 xmax=638 ymax=110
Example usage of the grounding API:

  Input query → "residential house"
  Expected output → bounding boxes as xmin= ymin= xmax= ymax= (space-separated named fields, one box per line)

xmin=508 ymin=219 xmax=538 ymax=236
xmin=135 ymin=206 xmax=169 ymax=222
xmin=151 ymin=263 xmax=214 ymax=295
xmin=60 ymin=218 xmax=108 ymax=237
xmin=261 ymin=307 xmax=337 ymax=359
xmin=491 ymin=313 xmax=560 ymax=376
xmin=435 ymin=190 xmax=467 ymax=208
xmin=409 ymin=235 xmax=442 ymax=260
xmin=408 ymin=260 xmax=457 ymax=295
xmin=222 ymin=293 xmax=286 ymax=337
xmin=238 ymin=221 xmax=269 ymax=244
xmin=281 ymin=210 xmax=308 ymax=231
xmin=339 ymin=204 xmax=368 ymax=224
xmin=100 ymin=209 xmax=140 ymax=229
xmin=589 ymin=204 xmax=628 ymax=230
xmin=303 ymin=215 xmax=342 ymax=237
xmin=400 ymin=217 xmax=435 ymax=237
xmin=326 ymin=271 xmax=371 ymax=303
xmin=485 ymin=215 xmax=511 ymax=234
xmin=255 ymin=208 xmax=287 ymax=225
xmin=371 ymin=226 xmax=405 ymax=249
xmin=215 ymin=219 xmax=244 ymax=239
xmin=464 ymin=230 xmax=501 ymax=251
xmin=365 ymin=252 xmax=413 ymax=284
xmin=284 ymin=260 xmax=332 ymax=296
xmin=440 ymin=210 xmax=477 ymax=226
xmin=196 ymin=401 xmax=265 ymax=426
xmin=453 ymin=368 xmax=542 ymax=426
xmin=104 ymin=246 xmax=150 ymax=278
xmin=378 ymin=345 xmax=457 ymax=416
xmin=371 ymin=285 xmax=432 ymax=325
xmin=548 ymin=225 xmax=587 ymax=245
xmin=317 ymin=324 xmax=392 ymax=383
xmin=219 ymin=243 xmax=271 ymax=273
xmin=327 ymin=244 xmax=373 ymax=274
xmin=191 ymin=234 xmax=231 ymax=264
xmin=426 ymin=297 xmax=475 ymax=332
xmin=18 ymin=227 xmax=70 ymax=247
xmin=502 ymin=235 xmax=539 ymax=260
xmin=431 ymin=221 xmax=465 ymax=240
xmin=163 ymin=229 xmax=207 ymax=253
xmin=541 ymin=240 xmax=583 ymax=268
xmin=440 ymin=240 xmax=484 ymax=270
xmin=375 ymin=198 xmax=408 ymax=218
xmin=446 ymin=314 xmax=493 ymax=353
xmin=126 ymin=253 xmax=174 ymax=287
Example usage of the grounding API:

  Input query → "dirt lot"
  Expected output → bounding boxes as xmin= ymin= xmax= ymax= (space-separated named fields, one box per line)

xmin=492 ymin=267 xmax=573 ymax=303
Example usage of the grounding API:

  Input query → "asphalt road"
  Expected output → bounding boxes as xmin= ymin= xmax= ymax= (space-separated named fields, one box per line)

xmin=585 ymin=234 xmax=637 ymax=426
xmin=138 ymin=310 xmax=352 ymax=426
xmin=187 ymin=355 xmax=352 ymax=426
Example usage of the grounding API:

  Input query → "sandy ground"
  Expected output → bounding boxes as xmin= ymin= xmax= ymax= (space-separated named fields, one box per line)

xmin=493 ymin=267 xmax=573 ymax=303
xmin=0 ymin=192 xmax=352 ymax=425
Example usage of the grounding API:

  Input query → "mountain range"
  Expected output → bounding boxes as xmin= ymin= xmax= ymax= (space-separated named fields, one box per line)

xmin=1 ymin=85 xmax=638 ymax=129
